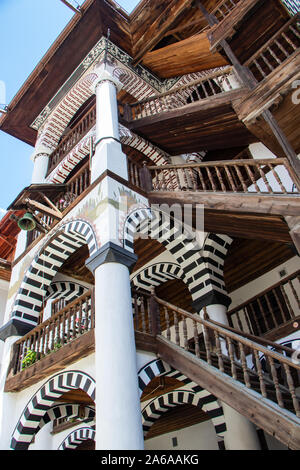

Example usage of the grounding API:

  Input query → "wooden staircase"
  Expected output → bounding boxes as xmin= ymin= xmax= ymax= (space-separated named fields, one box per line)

xmin=145 ymin=295 xmax=300 ymax=449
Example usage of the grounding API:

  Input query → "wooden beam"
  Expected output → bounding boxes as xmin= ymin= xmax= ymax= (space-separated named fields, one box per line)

xmin=132 ymin=0 xmax=192 ymax=65
xmin=24 ymin=198 xmax=62 ymax=220
xmin=142 ymin=32 xmax=228 ymax=78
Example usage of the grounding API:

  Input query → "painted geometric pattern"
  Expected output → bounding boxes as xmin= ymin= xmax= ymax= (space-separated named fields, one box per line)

xmin=198 ymin=233 xmax=233 ymax=302
xmin=11 ymin=371 xmax=96 ymax=450
xmin=142 ymin=390 xmax=226 ymax=438
xmin=37 ymin=73 xmax=98 ymax=152
xmin=58 ymin=426 xmax=96 ymax=450
xmin=138 ymin=359 xmax=226 ymax=437
xmin=47 ymin=124 xmax=170 ymax=184
xmin=131 ymin=262 xmax=184 ymax=292
xmin=46 ymin=281 xmax=88 ymax=303
xmin=11 ymin=220 xmax=97 ymax=328
xmin=124 ymin=208 xmax=232 ymax=307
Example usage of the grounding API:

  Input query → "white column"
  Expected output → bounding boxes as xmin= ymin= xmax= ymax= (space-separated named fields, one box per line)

xmin=201 ymin=303 xmax=261 ymax=450
xmin=0 ymin=336 xmax=20 ymax=449
xmin=91 ymin=64 xmax=128 ymax=182
xmin=86 ymin=243 xmax=144 ymax=450
xmin=30 ymin=144 xmax=52 ymax=184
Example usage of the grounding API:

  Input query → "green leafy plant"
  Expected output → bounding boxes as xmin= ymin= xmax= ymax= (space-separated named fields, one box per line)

xmin=22 ymin=349 xmax=37 ymax=369
xmin=53 ymin=340 xmax=62 ymax=352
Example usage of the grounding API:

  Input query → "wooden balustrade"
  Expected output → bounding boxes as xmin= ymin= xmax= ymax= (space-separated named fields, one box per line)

xmin=228 ymin=271 xmax=300 ymax=338
xmin=12 ymin=289 xmax=94 ymax=376
xmin=245 ymin=14 xmax=300 ymax=82
xmin=211 ymin=0 xmax=241 ymax=22
xmin=46 ymin=105 xmax=96 ymax=176
xmin=143 ymin=158 xmax=300 ymax=195
xmin=150 ymin=295 xmax=300 ymax=418
xmin=123 ymin=67 xmax=238 ymax=122
xmin=132 ymin=289 xmax=153 ymax=335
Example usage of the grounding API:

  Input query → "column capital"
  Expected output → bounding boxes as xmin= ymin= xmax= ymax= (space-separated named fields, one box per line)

xmin=30 ymin=144 xmax=52 ymax=162
xmin=85 ymin=242 xmax=137 ymax=274
xmin=92 ymin=67 xmax=123 ymax=94
xmin=192 ymin=290 xmax=231 ymax=312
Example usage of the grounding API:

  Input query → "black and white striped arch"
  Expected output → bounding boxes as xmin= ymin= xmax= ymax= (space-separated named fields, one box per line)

xmin=11 ymin=370 xmax=96 ymax=450
xmin=10 ymin=220 xmax=97 ymax=329
xmin=124 ymin=208 xmax=233 ymax=309
xmin=58 ymin=426 xmax=96 ymax=450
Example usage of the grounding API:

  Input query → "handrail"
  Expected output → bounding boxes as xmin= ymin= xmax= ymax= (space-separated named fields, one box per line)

xmin=151 ymin=294 xmax=300 ymax=417
xmin=228 ymin=271 xmax=300 ymax=337
xmin=46 ymin=104 xmax=96 ymax=176
xmin=12 ymin=288 xmax=94 ymax=375
xmin=123 ymin=67 xmax=239 ymax=122
xmin=129 ymin=66 xmax=234 ymax=107
xmin=152 ymin=295 xmax=298 ymax=362
xmin=211 ymin=0 xmax=241 ymax=22
xmin=143 ymin=158 xmax=300 ymax=195
xmin=245 ymin=14 xmax=300 ymax=82
xmin=146 ymin=158 xmax=289 ymax=170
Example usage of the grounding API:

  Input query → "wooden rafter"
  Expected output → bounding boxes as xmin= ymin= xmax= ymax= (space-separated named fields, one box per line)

xmin=131 ymin=0 xmax=193 ymax=65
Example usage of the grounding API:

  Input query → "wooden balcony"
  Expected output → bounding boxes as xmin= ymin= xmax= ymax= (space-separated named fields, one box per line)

xmin=5 ymin=278 xmax=300 ymax=395
xmin=142 ymin=157 xmax=300 ymax=242
xmin=46 ymin=105 xmax=96 ymax=177
xmin=228 ymin=270 xmax=300 ymax=341
xmin=208 ymin=0 xmax=260 ymax=51
xmin=5 ymin=289 xmax=95 ymax=392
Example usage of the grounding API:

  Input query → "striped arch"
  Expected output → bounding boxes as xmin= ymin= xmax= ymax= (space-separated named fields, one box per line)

xmin=131 ymin=262 xmax=185 ymax=292
xmin=124 ymin=208 xmax=234 ymax=310
xmin=138 ymin=359 xmax=173 ymax=395
xmin=11 ymin=219 xmax=98 ymax=329
xmin=199 ymin=233 xmax=234 ymax=309
xmin=46 ymin=281 xmax=88 ymax=303
xmin=58 ymin=426 xmax=96 ymax=450
xmin=37 ymin=72 xmax=98 ymax=152
xmin=142 ymin=389 xmax=226 ymax=438
xmin=138 ymin=358 xmax=226 ymax=436
xmin=113 ymin=67 xmax=157 ymax=101
xmin=39 ymin=404 xmax=95 ymax=429
xmin=11 ymin=370 xmax=96 ymax=450
xmin=48 ymin=124 xmax=170 ymax=184
xmin=123 ymin=208 xmax=211 ymax=309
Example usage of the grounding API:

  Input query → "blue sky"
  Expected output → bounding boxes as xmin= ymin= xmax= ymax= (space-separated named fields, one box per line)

xmin=0 ymin=0 xmax=139 ymax=217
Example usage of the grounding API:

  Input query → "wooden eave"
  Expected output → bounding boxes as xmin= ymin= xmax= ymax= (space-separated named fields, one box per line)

xmin=0 ymin=0 xmax=233 ymax=147
xmin=0 ymin=0 xmax=132 ymax=146
xmin=7 ymin=184 xmax=66 ymax=212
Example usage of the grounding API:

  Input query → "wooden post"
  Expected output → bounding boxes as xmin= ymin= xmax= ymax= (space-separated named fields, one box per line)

xmin=285 ymin=216 xmax=300 ymax=256
xmin=150 ymin=288 xmax=160 ymax=336
xmin=139 ymin=162 xmax=153 ymax=192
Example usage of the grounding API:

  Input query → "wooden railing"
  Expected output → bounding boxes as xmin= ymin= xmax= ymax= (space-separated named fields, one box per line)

xmin=151 ymin=295 xmax=300 ymax=418
xmin=228 ymin=271 xmax=300 ymax=338
xmin=46 ymin=105 xmax=96 ymax=176
xmin=11 ymin=289 xmax=94 ymax=376
xmin=141 ymin=158 xmax=300 ymax=195
xmin=211 ymin=0 xmax=242 ymax=23
xmin=245 ymin=14 xmax=300 ymax=82
xmin=26 ymin=161 xmax=91 ymax=249
xmin=122 ymin=67 xmax=239 ymax=122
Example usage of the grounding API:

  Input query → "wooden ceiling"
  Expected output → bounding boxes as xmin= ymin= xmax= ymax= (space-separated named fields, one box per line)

xmin=59 ymin=234 xmax=295 ymax=309
xmin=145 ymin=404 xmax=210 ymax=440
xmin=128 ymin=94 xmax=257 ymax=155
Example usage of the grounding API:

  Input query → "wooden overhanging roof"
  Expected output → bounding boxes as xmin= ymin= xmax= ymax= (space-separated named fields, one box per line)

xmin=0 ymin=210 xmax=24 ymax=267
xmin=0 ymin=0 xmax=228 ymax=147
